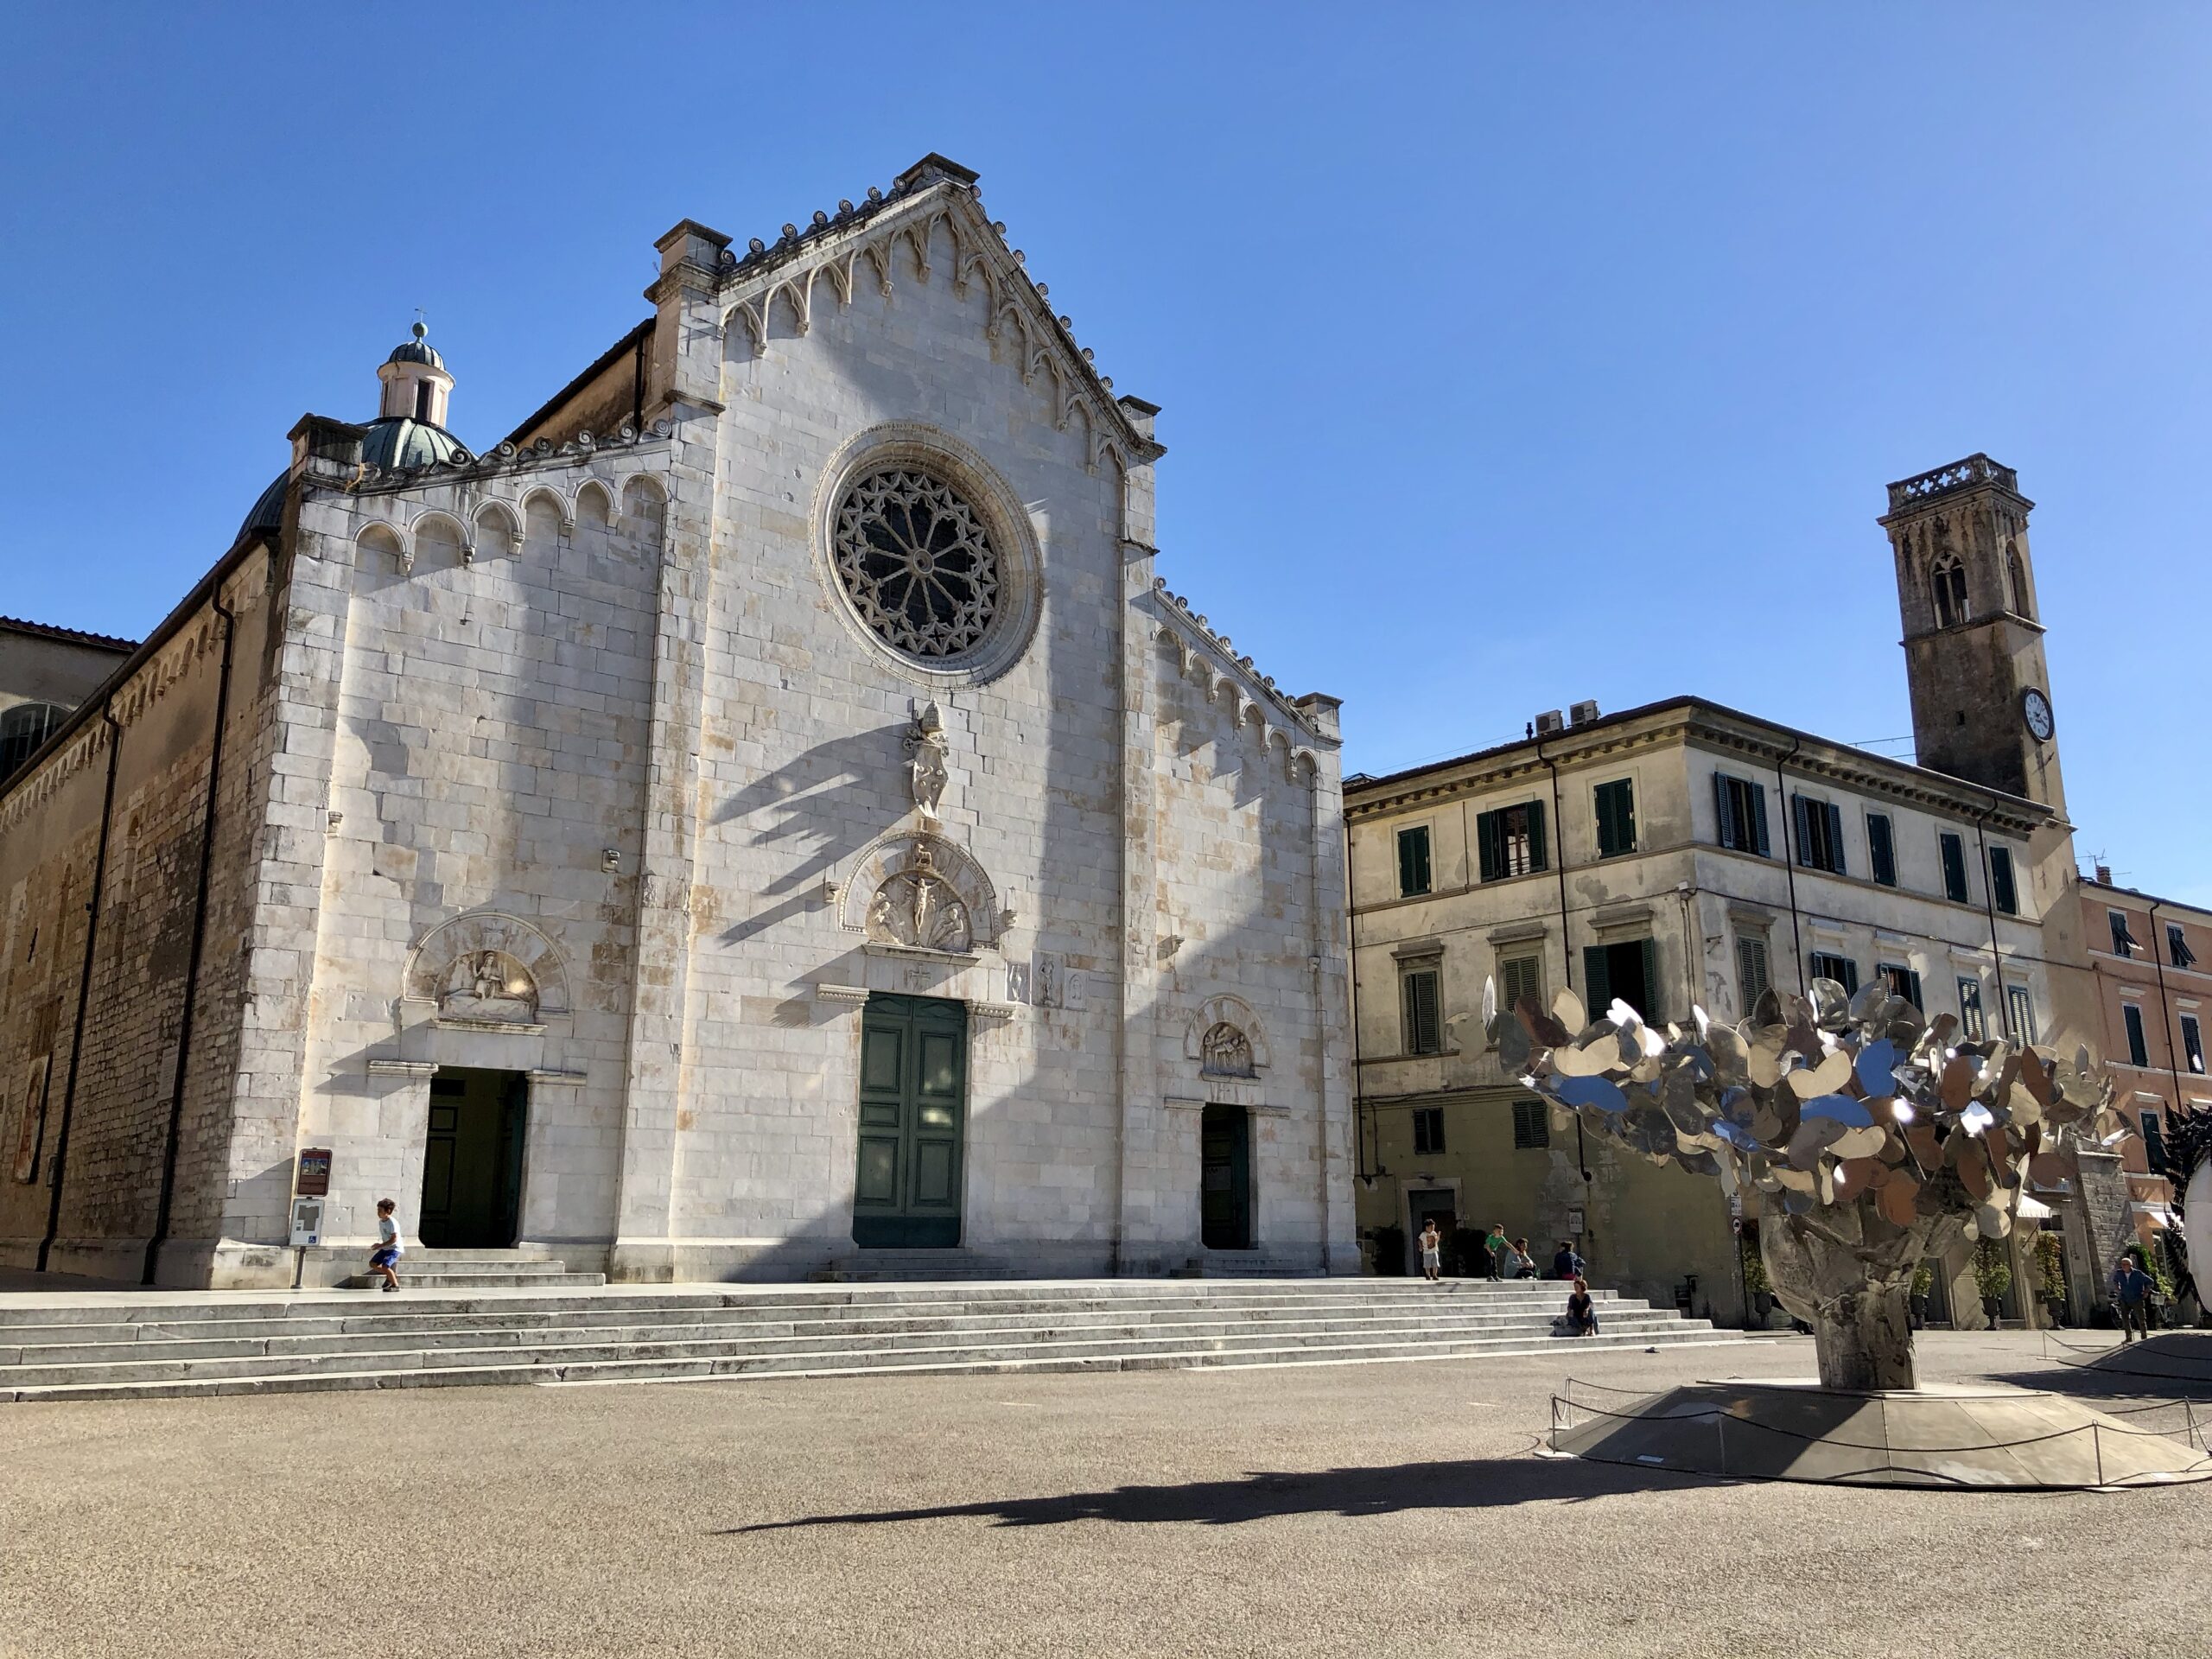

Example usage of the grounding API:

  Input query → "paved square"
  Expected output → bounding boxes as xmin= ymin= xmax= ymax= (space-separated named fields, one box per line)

xmin=2 ymin=1332 xmax=2202 ymax=1657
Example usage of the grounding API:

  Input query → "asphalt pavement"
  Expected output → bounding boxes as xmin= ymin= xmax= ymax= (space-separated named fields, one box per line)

xmin=1 ymin=1330 xmax=2202 ymax=1658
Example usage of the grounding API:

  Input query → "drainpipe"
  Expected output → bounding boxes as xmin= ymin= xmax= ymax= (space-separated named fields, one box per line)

xmin=2147 ymin=896 xmax=2184 ymax=1161
xmin=1770 ymin=737 xmax=1807 ymax=994
xmin=1971 ymin=804 xmax=2012 ymax=1039
xmin=1535 ymin=740 xmax=1592 ymax=1185
xmin=143 ymin=592 xmax=237 ymax=1286
xmin=39 ymin=706 xmax=123 ymax=1273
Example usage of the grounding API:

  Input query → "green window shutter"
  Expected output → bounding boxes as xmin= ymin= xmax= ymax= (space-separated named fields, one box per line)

xmin=1868 ymin=814 xmax=1897 ymax=887
xmin=1526 ymin=799 xmax=1548 ymax=874
xmin=1941 ymin=834 xmax=1968 ymax=903
xmin=1597 ymin=780 xmax=1636 ymax=858
xmin=1824 ymin=803 xmax=1846 ymax=875
xmin=1476 ymin=810 xmax=1500 ymax=883
xmin=1750 ymin=785 xmax=1771 ymax=856
xmin=1989 ymin=848 xmax=2018 ymax=915
xmin=1639 ymin=937 xmax=1659 ymax=1024
xmin=1736 ymin=935 xmax=1770 ymax=1011
xmin=1397 ymin=826 xmax=1431 ymax=896
xmin=1790 ymin=795 xmax=1813 ymax=868
xmin=1907 ymin=969 xmax=1923 ymax=1009
xmin=1713 ymin=774 xmax=1736 ymax=849
xmin=1500 ymin=954 xmax=1541 ymax=1013
xmin=1582 ymin=945 xmax=1610 ymax=1017
xmin=1405 ymin=969 xmax=1441 ymax=1055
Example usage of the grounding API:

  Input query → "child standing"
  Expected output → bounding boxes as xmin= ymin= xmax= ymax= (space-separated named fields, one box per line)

xmin=367 ymin=1198 xmax=404 ymax=1293
xmin=1419 ymin=1219 xmax=1444 ymax=1282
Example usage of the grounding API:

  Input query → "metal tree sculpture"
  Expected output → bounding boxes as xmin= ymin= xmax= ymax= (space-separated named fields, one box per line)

xmin=1495 ymin=976 xmax=2126 ymax=1391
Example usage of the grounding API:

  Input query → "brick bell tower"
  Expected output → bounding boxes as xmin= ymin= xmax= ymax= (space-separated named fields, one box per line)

xmin=1879 ymin=454 xmax=2066 ymax=816
xmin=1881 ymin=453 xmax=2101 ymax=1058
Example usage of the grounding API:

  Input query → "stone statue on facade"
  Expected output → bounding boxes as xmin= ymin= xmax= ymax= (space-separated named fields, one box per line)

xmin=438 ymin=949 xmax=538 ymax=1020
xmin=864 ymin=840 xmax=972 ymax=952
xmin=1200 ymin=1021 xmax=1256 ymax=1078
xmin=905 ymin=702 xmax=950 ymax=823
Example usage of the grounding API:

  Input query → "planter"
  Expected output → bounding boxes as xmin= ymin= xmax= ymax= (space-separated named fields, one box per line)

xmin=1909 ymin=1296 xmax=1929 ymax=1330
xmin=1981 ymin=1296 xmax=2004 ymax=1322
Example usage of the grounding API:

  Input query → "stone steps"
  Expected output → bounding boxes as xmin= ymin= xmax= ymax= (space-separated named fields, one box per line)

xmin=0 ymin=1277 xmax=1739 ymax=1402
xmin=335 ymin=1251 xmax=605 ymax=1291
xmin=0 ymin=1306 xmax=1693 ymax=1373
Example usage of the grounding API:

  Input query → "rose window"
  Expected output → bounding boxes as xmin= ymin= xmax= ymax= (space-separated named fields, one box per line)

xmin=832 ymin=469 xmax=1001 ymax=660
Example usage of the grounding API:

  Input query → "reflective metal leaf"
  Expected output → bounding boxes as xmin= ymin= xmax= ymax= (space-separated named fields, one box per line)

xmin=1553 ymin=988 xmax=1587 ymax=1033
xmin=1877 ymin=1173 xmax=1921 ymax=1227
xmin=1809 ymin=977 xmax=1852 ymax=1028
xmin=1789 ymin=1049 xmax=1854 ymax=1099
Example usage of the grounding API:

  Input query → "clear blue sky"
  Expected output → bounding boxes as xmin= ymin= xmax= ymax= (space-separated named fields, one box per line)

xmin=4 ymin=6 xmax=2206 ymax=898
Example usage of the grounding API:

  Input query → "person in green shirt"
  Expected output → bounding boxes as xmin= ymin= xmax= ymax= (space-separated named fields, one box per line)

xmin=1484 ymin=1223 xmax=1508 ymax=1281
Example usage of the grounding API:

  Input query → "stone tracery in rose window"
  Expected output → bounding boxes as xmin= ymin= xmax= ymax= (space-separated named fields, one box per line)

xmin=833 ymin=468 xmax=1001 ymax=660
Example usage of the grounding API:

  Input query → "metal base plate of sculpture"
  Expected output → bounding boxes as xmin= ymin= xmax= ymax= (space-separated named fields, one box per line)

xmin=1548 ymin=1376 xmax=2209 ymax=1489
xmin=1502 ymin=974 xmax=2207 ymax=1491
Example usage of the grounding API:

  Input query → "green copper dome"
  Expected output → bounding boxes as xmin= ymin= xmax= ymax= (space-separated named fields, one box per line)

xmin=386 ymin=319 xmax=445 ymax=371
xmin=360 ymin=416 xmax=467 ymax=472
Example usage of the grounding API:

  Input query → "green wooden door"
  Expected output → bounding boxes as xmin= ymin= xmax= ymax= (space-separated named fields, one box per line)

xmin=853 ymin=995 xmax=967 ymax=1249
xmin=1200 ymin=1103 xmax=1252 ymax=1250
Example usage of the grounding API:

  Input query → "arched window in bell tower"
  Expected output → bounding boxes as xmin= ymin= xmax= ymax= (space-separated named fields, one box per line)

xmin=1930 ymin=554 xmax=1967 ymax=629
xmin=2005 ymin=540 xmax=2031 ymax=620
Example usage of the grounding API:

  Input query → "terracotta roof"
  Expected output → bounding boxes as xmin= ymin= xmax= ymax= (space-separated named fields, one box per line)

xmin=0 ymin=615 xmax=138 ymax=652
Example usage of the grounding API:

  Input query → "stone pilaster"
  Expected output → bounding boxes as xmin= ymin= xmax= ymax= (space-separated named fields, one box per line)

xmin=1294 ymin=692 xmax=1356 ymax=1273
xmin=1114 ymin=410 xmax=1162 ymax=1273
xmin=609 ymin=226 xmax=727 ymax=1281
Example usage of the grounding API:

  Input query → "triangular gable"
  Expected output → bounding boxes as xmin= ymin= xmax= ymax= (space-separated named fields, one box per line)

xmin=716 ymin=155 xmax=1163 ymax=474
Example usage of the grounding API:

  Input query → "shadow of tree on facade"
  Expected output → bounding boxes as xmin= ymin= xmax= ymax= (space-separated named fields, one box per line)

xmin=720 ymin=1453 xmax=1716 ymax=1535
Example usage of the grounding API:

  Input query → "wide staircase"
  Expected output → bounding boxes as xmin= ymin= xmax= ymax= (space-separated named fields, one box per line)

xmin=0 ymin=1278 xmax=1742 ymax=1403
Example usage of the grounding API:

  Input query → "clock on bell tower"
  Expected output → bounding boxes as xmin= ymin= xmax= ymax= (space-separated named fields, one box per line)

xmin=1879 ymin=454 xmax=2067 ymax=818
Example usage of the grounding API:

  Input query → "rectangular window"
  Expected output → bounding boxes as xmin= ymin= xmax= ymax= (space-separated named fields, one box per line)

xmin=1808 ymin=951 xmax=1859 ymax=995
xmin=1511 ymin=1098 xmax=1550 ymax=1150
xmin=1498 ymin=952 xmax=1543 ymax=1014
xmin=2142 ymin=1109 xmax=2169 ymax=1174
xmin=1476 ymin=802 xmax=1548 ymax=881
xmin=2110 ymin=909 xmax=2138 ymax=958
xmin=1940 ymin=832 xmax=1970 ymax=904
xmin=2184 ymin=1014 xmax=2205 ymax=1075
xmin=1396 ymin=825 xmax=1432 ymax=898
xmin=1736 ymin=934 xmax=1771 ymax=1014
xmin=2007 ymin=984 xmax=2037 ymax=1045
xmin=2124 ymin=1003 xmax=2150 ymax=1068
xmin=1412 ymin=1107 xmax=1446 ymax=1155
xmin=1878 ymin=962 xmax=1923 ymax=1009
xmin=1402 ymin=968 xmax=1442 ymax=1056
xmin=1792 ymin=795 xmax=1847 ymax=875
xmin=1866 ymin=812 xmax=1897 ymax=887
xmin=1713 ymin=773 xmax=1771 ymax=856
xmin=1583 ymin=938 xmax=1659 ymax=1024
xmin=1987 ymin=847 xmax=2019 ymax=916
xmin=1594 ymin=779 xmax=1637 ymax=858
xmin=1958 ymin=976 xmax=1986 ymax=1040
xmin=2171 ymin=925 xmax=2197 ymax=971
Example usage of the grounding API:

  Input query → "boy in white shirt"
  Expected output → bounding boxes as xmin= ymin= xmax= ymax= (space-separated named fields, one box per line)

xmin=367 ymin=1198 xmax=404 ymax=1293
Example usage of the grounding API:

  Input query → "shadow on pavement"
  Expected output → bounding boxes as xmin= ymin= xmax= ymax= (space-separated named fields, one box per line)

xmin=1985 ymin=1332 xmax=2212 ymax=1402
xmin=722 ymin=1453 xmax=1724 ymax=1534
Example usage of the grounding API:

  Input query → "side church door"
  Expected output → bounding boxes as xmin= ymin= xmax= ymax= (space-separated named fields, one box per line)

xmin=852 ymin=994 xmax=968 ymax=1249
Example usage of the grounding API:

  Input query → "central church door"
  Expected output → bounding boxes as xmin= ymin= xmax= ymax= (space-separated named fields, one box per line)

xmin=852 ymin=994 xmax=967 ymax=1249
xmin=420 ymin=1067 xmax=528 ymax=1249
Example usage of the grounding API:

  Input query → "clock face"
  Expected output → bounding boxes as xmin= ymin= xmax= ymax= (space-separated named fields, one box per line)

xmin=2022 ymin=687 xmax=2056 ymax=741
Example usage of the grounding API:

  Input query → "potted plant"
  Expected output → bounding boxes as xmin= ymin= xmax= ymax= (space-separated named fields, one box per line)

xmin=2033 ymin=1232 xmax=2068 ymax=1326
xmin=1739 ymin=1227 xmax=1775 ymax=1326
xmin=1972 ymin=1236 xmax=2012 ymax=1325
xmin=1910 ymin=1260 xmax=1935 ymax=1328
xmin=1371 ymin=1225 xmax=1406 ymax=1278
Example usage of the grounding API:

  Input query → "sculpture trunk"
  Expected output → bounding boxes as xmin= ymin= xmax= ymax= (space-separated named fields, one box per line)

xmin=1810 ymin=1284 xmax=1917 ymax=1391
xmin=1760 ymin=1203 xmax=1938 ymax=1393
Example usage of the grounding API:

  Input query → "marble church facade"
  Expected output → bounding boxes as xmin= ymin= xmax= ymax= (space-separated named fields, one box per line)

xmin=0 ymin=155 xmax=1355 ymax=1288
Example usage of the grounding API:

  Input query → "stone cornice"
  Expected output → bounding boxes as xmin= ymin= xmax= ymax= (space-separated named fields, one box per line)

xmin=715 ymin=168 xmax=1163 ymax=475
xmin=1344 ymin=696 xmax=2050 ymax=836
xmin=1149 ymin=582 xmax=1333 ymax=787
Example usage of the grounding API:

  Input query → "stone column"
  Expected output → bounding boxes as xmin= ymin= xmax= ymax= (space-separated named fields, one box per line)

xmin=609 ymin=220 xmax=728 ymax=1282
